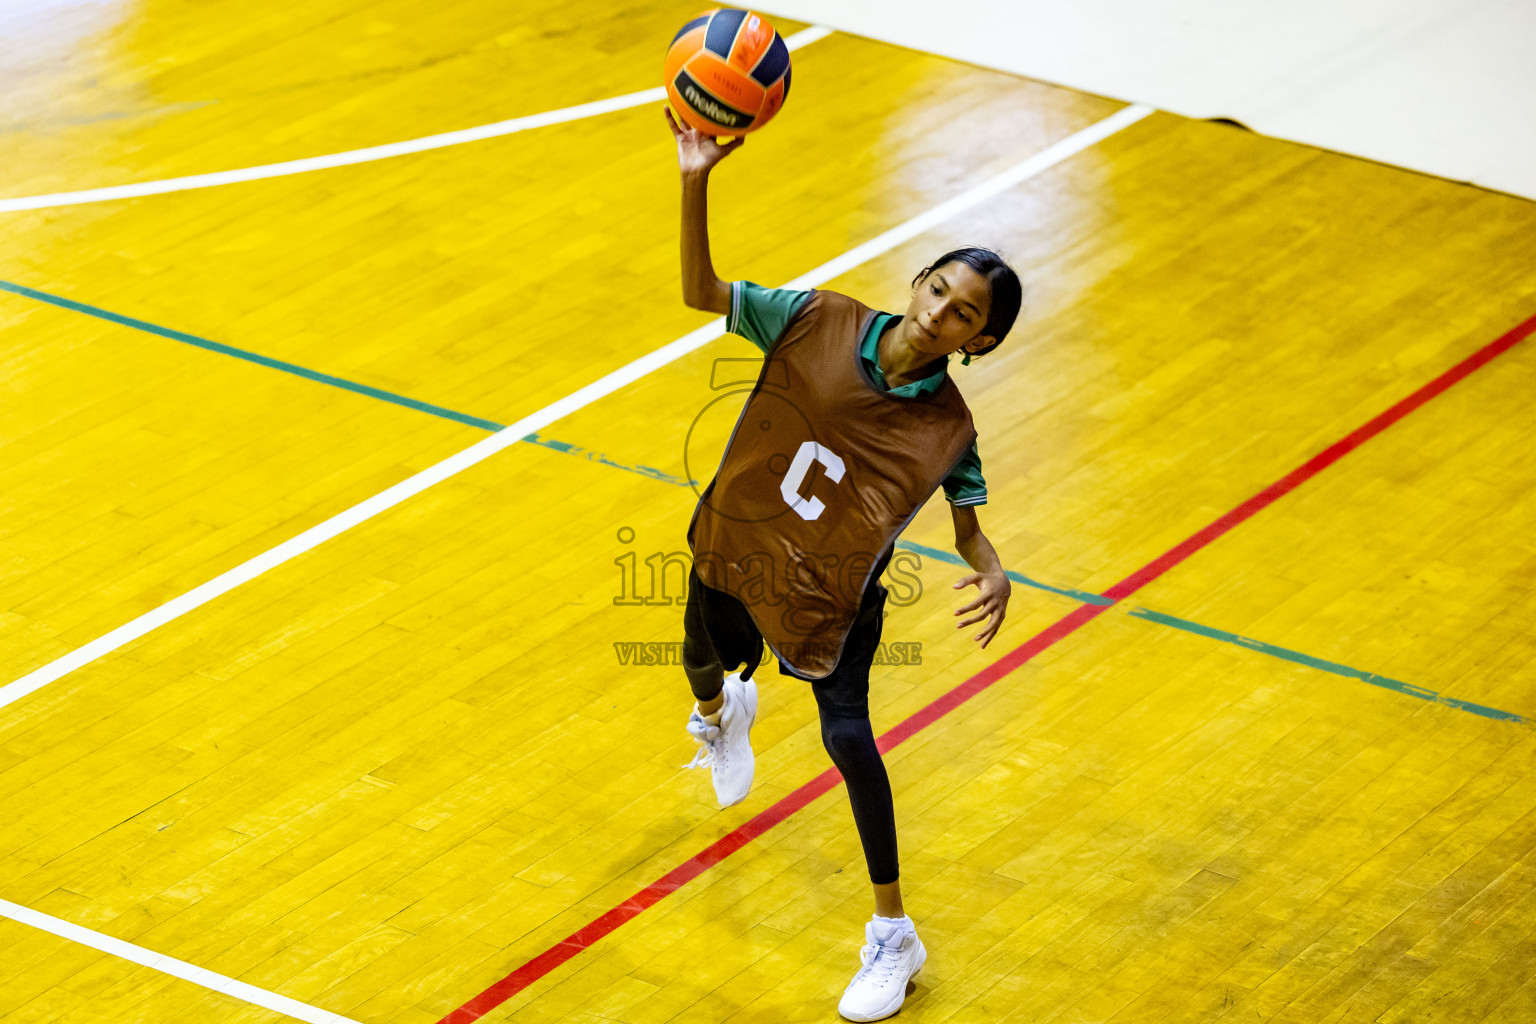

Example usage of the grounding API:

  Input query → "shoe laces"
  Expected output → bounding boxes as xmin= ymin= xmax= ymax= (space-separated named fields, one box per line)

xmin=683 ymin=712 xmax=724 ymax=770
xmin=856 ymin=936 xmax=907 ymax=985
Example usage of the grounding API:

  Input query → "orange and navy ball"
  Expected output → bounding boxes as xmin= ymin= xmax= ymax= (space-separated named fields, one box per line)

xmin=664 ymin=8 xmax=791 ymax=135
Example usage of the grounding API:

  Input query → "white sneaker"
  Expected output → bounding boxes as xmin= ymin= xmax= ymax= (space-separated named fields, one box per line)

xmin=838 ymin=915 xmax=926 ymax=1022
xmin=683 ymin=672 xmax=757 ymax=807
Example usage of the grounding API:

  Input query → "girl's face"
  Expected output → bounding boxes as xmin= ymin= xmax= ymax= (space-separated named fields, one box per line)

xmin=902 ymin=262 xmax=996 ymax=358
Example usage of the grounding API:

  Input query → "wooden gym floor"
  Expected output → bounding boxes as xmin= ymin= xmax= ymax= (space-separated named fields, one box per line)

xmin=1 ymin=1 xmax=1535 ymax=1022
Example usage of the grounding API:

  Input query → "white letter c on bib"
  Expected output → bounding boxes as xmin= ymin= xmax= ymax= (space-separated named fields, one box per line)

xmin=780 ymin=441 xmax=846 ymax=521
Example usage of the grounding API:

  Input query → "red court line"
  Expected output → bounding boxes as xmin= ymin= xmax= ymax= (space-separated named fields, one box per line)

xmin=435 ymin=310 xmax=1536 ymax=1024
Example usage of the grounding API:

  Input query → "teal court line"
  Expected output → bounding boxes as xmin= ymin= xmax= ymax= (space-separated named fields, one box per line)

xmin=0 ymin=277 xmax=692 ymax=487
xmin=1127 ymin=608 xmax=1527 ymax=724
xmin=0 ymin=278 xmax=505 ymax=431
xmin=893 ymin=539 xmax=1115 ymax=606
xmin=8 ymin=276 xmax=1524 ymax=725
xmin=898 ymin=548 xmax=1525 ymax=725
xmin=520 ymin=432 xmax=694 ymax=488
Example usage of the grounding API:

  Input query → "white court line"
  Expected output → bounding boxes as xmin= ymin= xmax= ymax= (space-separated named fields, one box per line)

xmin=0 ymin=26 xmax=834 ymax=213
xmin=0 ymin=102 xmax=1153 ymax=714
xmin=0 ymin=101 xmax=1153 ymax=1013
xmin=0 ymin=898 xmax=362 ymax=1024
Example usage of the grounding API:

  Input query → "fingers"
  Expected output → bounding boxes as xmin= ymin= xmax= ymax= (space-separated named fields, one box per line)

xmin=954 ymin=597 xmax=983 ymax=616
xmin=956 ymin=603 xmax=1006 ymax=645
xmin=952 ymin=574 xmax=981 ymax=590
xmin=956 ymin=597 xmax=999 ymax=627
xmin=665 ymin=106 xmax=710 ymax=142
xmin=666 ymin=108 xmax=749 ymax=169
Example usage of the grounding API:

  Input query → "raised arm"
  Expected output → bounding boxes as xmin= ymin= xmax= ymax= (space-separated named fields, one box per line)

xmin=666 ymin=108 xmax=741 ymax=314
xmin=950 ymin=503 xmax=1011 ymax=648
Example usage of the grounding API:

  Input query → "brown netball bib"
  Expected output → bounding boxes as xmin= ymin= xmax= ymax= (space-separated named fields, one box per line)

xmin=689 ymin=290 xmax=977 ymax=678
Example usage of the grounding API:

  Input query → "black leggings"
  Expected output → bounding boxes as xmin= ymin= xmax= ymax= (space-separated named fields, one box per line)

xmin=815 ymin=700 xmax=899 ymax=885
xmin=682 ymin=568 xmax=900 ymax=885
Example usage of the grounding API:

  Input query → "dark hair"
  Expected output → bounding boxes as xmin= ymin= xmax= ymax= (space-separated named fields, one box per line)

xmin=912 ymin=246 xmax=1022 ymax=359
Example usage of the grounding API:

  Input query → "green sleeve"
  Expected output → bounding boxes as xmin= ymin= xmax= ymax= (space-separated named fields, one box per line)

xmin=942 ymin=442 xmax=986 ymax=506
xmin=727 ymin=281 xmax=813 ymax=354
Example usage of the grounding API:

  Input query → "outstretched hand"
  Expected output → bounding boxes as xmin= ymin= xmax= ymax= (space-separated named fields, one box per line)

xmin=666 ymin=107 xmax=744 ymax=175
xmin=953 ymin=571 xmax=1011 ymax=649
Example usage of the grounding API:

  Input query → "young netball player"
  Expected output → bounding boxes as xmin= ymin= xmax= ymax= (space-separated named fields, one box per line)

xmin=667 ymin=109 xmax=1016 ymax=1022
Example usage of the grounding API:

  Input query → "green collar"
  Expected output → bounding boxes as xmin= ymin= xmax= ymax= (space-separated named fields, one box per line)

xmin=862 ymin=312 xmax=949 ymax=398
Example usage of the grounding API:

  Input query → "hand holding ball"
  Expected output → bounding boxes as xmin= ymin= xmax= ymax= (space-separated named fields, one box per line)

xmin=664 ymin=8 xmax=792 ymax=136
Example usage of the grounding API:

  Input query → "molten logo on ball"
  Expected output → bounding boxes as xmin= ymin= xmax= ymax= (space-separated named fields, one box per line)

xmin=674 ymin=70 xmax=753 ymax=130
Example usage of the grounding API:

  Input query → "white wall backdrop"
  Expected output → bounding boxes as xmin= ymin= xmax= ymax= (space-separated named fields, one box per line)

xmin=761 ymin=0 xmax=1536 ymax=200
